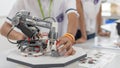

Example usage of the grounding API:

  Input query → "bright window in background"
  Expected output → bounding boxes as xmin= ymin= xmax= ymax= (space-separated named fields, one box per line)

xmin=102 ymin=1 xmax=120 ymax=16
xmin=107 ymin=0 xmax=120 ymax=2
xmin=0 ymin=0 xmax=16 ymax=16
xmin=102 ymin=3 xmax=111 ymax=16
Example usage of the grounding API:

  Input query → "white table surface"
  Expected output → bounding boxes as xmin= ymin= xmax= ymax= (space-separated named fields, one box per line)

xmin=1 ymin=39 xmax=120 ymax=68
xmin=7 ymin=46 xmax=86 ymax=68
xmin=75 ymin=39 xmax=120 ymax=68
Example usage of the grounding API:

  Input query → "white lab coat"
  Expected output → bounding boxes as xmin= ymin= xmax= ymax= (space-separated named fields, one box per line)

xmin=81 ymin=0 xmax=101 ymax=34
xmin=6 ymin=0 xmax=77 ymax=37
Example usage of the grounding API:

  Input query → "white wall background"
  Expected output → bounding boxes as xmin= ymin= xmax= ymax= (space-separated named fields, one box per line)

xmin=0 ymin=0 xmax=16 ymax=16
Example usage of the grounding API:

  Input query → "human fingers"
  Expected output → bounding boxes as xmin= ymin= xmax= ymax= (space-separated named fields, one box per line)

xmin=58 ymin=40 xmax=72 ymax=53
xmin=57 ymin=37 xmax=67 ymax=48
xmin=64 ymin=47 xmax=75 ymax=56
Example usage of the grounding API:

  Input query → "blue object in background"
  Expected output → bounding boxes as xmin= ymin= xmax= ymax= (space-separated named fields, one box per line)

xmin=105 ymin=19 xmax=118 ymax=24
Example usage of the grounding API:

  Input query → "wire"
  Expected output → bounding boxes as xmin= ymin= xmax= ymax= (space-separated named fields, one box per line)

xmin=43 ymin=17 xmax=56 ymax=22
xmin=7 ymin=26 xmax=18 ymax=44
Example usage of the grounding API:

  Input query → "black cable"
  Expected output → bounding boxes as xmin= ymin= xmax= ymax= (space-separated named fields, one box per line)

xmin=7 ymin=26 xmax=18 ymax=44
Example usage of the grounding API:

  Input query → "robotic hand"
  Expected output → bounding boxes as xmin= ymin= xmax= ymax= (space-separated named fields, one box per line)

xmin=7 ymin=10 xmax=60 ymax=57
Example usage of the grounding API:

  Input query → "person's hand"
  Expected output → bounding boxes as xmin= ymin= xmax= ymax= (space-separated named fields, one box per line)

xmin=36 ymin=32 xmax=43 ymax=38
xmin=16 ymin=33 xmax=26 ymax=40
xmin=114 ymin=42 xmax=120 ymax=47
xmin=57 ymin=36 xmax=76 ymax=56
xmin=75 ymin=37 xmax=87 ymax=44
xmin=98 ymin=31 xmax=110 ymax=37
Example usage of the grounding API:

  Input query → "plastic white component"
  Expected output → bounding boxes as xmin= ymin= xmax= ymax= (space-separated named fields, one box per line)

xmin=46 ymin=40 xmax=51 ymax=52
